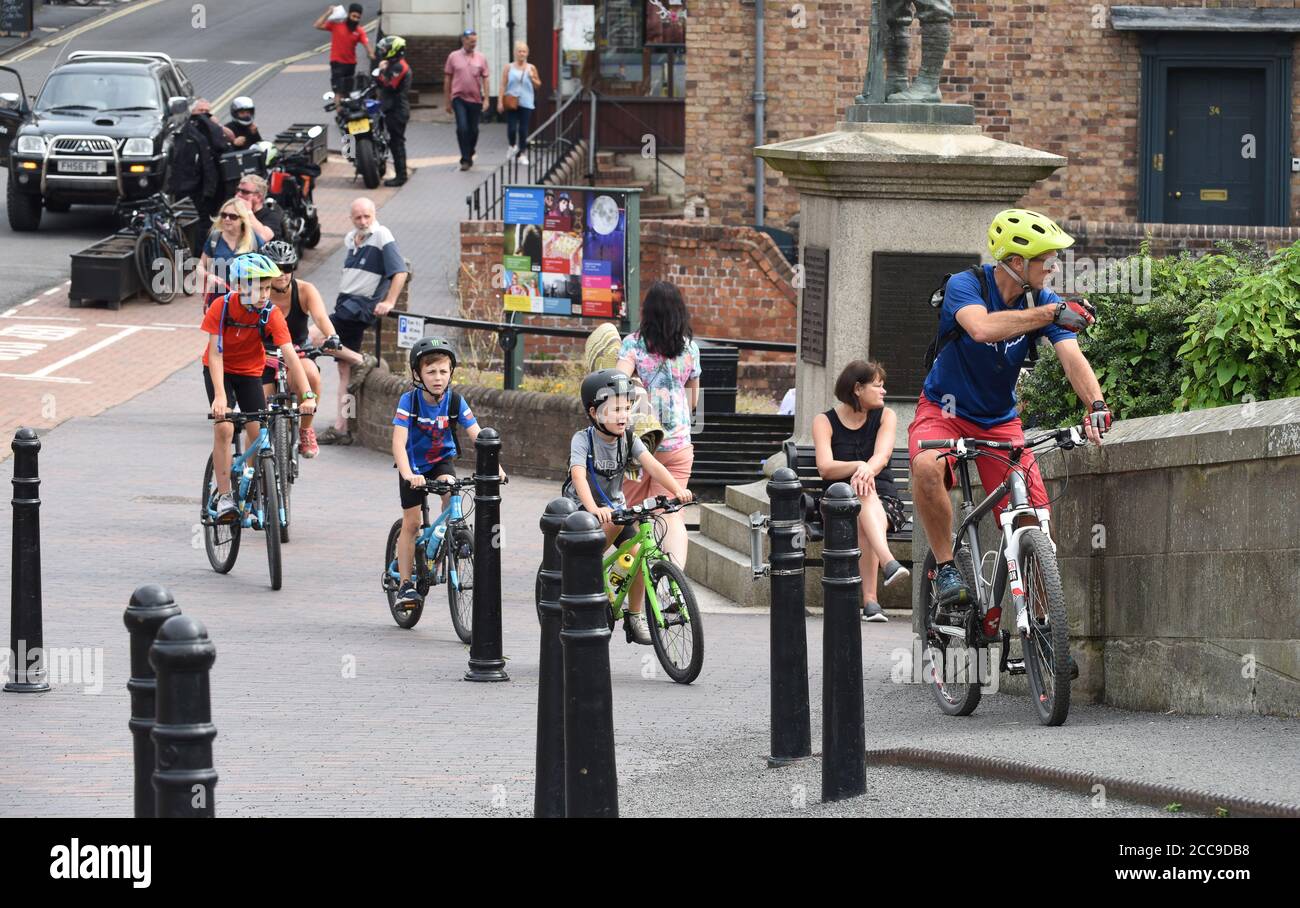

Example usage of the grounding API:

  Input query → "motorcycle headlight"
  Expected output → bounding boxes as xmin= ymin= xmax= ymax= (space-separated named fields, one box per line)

xmin=16 ymin=135 xmax=46 ymax=155
xmin=123 ymin=138 xmax=154 ymax=156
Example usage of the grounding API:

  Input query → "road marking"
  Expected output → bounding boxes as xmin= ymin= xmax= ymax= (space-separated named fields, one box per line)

xmin=0 ymin=324 xmax=82 ymax=341
xmin=226 ymin=60 xmax=258 ymax=66
xmin=0 ymin=341 xmax=45 ymax=362
xmin=152 ymin=322 xmax=203 ymax=329
xmin=173 ymin=58 xmax=209 ymax=63
xmin=0 ymin=373 xmax=90 ymax=385
xmin=96 ymin=324 xmax=174 ymax=331
xmin=21 ymin=299 xmax=38 ymax=307
xmin=0 ymin=314 xmax=82 ymax=322
xmin=28 ymin=326 xmax=143 ymax=378
xmin=43 ymin=287 xmax=62 ymax=296
xmin=0 ymin=0 xmax=169 ymax=66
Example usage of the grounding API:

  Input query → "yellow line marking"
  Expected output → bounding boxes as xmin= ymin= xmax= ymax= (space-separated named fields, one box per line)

xmin=0 ymin=0 xmax=170 ymax=66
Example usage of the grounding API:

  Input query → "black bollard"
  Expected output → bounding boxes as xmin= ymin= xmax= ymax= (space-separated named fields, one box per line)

xmin=124 ymin=585 xmax=182 ymax=818
xmin=150 ymin=614 xmax=218 ymax=818
xmin=466 ymin=427 xmax=509 ymax=682
xmin=6 ymin=428 xmax=49 ymax=693
xmin=534 ymin=496 xmax=577 ymax=818
xmin=767 ymin=467 xmax=811 ymax=767
xmin=557 ymin=509 xmax=617 ymax=818
xmin=820 ymin=482 xmax=866 ymax=802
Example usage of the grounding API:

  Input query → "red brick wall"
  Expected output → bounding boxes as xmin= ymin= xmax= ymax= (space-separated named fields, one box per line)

xmin=1067 ymin=220 xmax=1300 ymax=262
xmin=458 ymin=219 xmax=798 ymax=370
xmin=688 ymin=1 xmax=1300 ymax=231
xmin=405 ymin=35 xmax=462 ymax=89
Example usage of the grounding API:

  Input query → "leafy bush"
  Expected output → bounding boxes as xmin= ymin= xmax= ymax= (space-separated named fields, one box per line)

xmin=1018 ymin=240 xmax=1298 ymax=427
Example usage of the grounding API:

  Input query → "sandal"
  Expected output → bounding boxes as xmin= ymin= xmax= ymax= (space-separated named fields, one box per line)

xmin=316 ymin=426 xmax=352 ymax=446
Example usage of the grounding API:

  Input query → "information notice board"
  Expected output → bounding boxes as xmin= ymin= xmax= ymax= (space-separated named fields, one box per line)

xmin=502 ymin=185 xmax=632 ymax=320
xmin=1 ymin=0 xmax=34 ymax=35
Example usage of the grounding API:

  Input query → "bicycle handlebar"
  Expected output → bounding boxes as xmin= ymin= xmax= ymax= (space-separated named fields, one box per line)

xmin=611 ymin=496 xmax=696 ymax=525
xmin=207 ymin=409 xmax=278 ymax=425
xmin=411 ymin=474 xmax=510 ymax=494
xmin=918 ymin=425 xmax=1088 ymax=456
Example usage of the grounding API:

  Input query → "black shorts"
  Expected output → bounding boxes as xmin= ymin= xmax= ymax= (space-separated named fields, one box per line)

xmin=399 ymin=460 xmax=457 ymax=510
xmin=333 ymin=317 xmax=369 ymax=355
xmin=203 ymin=365 xmax=267 ymax=413
xmin=880 ymin=495 xmax=907 ymax=535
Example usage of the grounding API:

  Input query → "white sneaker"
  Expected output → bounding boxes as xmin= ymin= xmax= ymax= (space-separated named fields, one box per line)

xmin=627 ymin=611 xmax=652 ymax=645
xmin=518 ymin=152 xmax=529 ymax=165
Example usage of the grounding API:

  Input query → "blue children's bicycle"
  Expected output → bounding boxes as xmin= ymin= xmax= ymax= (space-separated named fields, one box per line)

xmin=381 ymin=475 xmax=478 ymax=639
xmin=202 ymin=409 xmax=288 ymax=590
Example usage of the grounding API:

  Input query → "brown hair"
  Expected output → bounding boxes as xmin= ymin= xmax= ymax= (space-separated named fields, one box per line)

xmin=833 ymin=359 xmax=887 ymax=411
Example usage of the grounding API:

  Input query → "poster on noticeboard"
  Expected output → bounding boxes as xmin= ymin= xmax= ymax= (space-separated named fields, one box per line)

xmin=502 ymin=186 xmax=629 ymax=319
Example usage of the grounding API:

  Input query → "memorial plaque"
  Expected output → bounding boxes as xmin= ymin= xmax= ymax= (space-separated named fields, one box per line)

xmin=870 ymin=252 xmax=979 ymax=399
xmin=800 ymin=245 xmax=829 ymax=367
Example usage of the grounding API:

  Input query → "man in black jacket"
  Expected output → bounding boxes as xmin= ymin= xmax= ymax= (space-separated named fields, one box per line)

xmin=169 ymin=99 xmax=233 ymax=254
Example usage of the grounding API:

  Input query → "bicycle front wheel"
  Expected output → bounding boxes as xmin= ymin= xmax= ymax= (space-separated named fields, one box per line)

xmin=260 ymin=460 xmax=283 ymax=591
xmin=383 ymin=518 xmax=424 ymax=629
xmin=273 ymin=415 xmax=293 ymax=544
xmin=1020 ymin=529 xmax=1071 ymax=726
xmin=921 ymin=549 xmax=983 ymax=717
xmin=446 ymin=525 xmax=474 ymax=644
xmin=201 ymin=455 xmax=240 ymax=573
xmin=646 ymin=559 xmax=703 ymax=684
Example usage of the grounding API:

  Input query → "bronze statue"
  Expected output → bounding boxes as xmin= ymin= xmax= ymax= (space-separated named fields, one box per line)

xmin=861 ymin=0 xmax=954 ymax=104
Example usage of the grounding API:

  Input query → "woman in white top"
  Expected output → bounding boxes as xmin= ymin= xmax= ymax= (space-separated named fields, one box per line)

xmin=497 ymin=41 xmax=541 ymax=164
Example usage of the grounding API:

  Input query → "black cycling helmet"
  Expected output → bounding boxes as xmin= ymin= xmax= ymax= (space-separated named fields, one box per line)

xmin=409 ymin=336 xmax=457 ymax=390
xmin=581 ymin=368 xmax=634 ymax=431
xmin=261 ymin=239 xmax=298 ymax=269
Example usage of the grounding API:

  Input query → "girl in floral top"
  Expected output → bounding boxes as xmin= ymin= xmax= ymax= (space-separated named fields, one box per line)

xmin=617 ymin=281 xmax=700 ymax=573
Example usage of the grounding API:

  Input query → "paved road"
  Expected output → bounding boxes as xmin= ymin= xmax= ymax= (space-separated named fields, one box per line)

xmin=0 ymin=362 xmax=1295 ymax=817
xmin=0 ymin=0 xmax=335 ymax=309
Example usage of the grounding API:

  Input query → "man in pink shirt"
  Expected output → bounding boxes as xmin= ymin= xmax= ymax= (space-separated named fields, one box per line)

xmin=444 ymin=28 xmax=490 ymax=170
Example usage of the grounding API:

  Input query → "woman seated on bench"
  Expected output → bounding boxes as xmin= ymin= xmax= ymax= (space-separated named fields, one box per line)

xmin=812 ymin=359 xmax=910 ymax=622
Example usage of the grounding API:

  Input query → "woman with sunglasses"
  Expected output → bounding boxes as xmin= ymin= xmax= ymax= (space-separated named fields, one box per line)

xmin=259 ymin=241 xmax=366 ymax=457
xmin=196 ymin=197 xmax=264 ymax=307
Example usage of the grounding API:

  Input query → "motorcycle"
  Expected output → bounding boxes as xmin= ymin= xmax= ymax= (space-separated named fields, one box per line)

xmin=323 ymin=70 xmax=388 ymax=190
xmin=255 ymin=128 xmax=323 ymax=253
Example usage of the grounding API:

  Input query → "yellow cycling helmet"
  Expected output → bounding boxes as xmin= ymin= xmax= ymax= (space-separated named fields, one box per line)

xmin=987 ymin=209 xmax=1074 ymax=262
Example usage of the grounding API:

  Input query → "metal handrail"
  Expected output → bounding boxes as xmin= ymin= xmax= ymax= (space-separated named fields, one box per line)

xmin=587 ymin=91 xmax=684 ymax=196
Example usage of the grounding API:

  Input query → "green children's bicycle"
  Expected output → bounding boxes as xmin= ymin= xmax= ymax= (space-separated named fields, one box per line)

xmin=605 ymin=496 xmax=703 ymax=684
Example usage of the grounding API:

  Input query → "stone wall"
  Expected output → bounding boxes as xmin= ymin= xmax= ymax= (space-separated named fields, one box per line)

xmin=458 ymin=218 xmax=798 ymax=376
xmin=354 ymin=368 xmax=583 ymax=482
xmin=910 ymin=397 xmax=1300 ymax=718
xmin=687 ymin=1 xmax=1300 ymax=230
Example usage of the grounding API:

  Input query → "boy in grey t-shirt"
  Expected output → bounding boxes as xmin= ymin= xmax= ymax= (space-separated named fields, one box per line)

xmin=567 ymin=369 xmax=693 ymax=645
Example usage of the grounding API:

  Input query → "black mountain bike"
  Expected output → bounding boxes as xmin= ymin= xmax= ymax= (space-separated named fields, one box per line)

xmin=918 ymin=425 xmax=1088 ymax=726
xmin=119 ymin=193 xmax=187 ymax=304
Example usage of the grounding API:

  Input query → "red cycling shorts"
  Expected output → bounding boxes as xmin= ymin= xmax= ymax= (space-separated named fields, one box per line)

xmin=906 ymin=394 xmax=1049 ymax=521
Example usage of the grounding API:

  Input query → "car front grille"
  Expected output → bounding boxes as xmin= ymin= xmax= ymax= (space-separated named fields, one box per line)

xmin=50 ymin=136 xmax=115 ymax=155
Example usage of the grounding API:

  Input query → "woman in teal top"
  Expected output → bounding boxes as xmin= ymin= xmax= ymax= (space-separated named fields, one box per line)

xmin=497 ymin=41 xmax=540 ymax=164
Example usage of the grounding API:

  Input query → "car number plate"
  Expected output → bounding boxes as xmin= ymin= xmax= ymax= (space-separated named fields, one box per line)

xmin=60 ymin=160 xmax=107 ymax=174
xmin=346 ymin=119 xmax=370 ymax=135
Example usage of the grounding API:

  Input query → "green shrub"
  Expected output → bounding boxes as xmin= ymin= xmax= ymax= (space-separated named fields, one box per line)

xmin=1017 ymin=240 xmax=1298 ymax=427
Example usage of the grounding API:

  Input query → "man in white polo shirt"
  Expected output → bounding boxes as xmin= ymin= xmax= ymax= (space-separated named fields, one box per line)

xmin=317 ymin=197 xmax=408 ymax=445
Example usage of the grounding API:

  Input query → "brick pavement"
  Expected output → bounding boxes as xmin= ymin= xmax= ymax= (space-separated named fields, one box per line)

xmin=0 ymin=362 xmax=1297 ymax=817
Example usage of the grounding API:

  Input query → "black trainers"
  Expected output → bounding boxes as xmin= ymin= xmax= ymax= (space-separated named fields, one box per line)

xmin=882 ymin=559 xmax=910 ymax=587
xmin=396 ymin=580 xmax=422 ymax=606
xmin=862 ymin=600 xmax=888 ymax=623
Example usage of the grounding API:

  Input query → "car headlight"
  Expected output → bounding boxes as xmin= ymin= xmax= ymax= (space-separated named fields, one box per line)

xmin=122 ymin=138 xmax=154 ymax=156
xmin=16 ymin=135 xmax=46 ymax=155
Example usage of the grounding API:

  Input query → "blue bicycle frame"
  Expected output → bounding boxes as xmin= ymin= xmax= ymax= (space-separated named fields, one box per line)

xmin=205 ymin=422 xmax=280 ymax=531
xmin=386 ymin=490 xmax=467 ymax=586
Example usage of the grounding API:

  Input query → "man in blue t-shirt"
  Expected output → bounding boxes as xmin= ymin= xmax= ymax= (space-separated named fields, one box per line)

xmin=908 ymin=209 xmax=1112 ymax=613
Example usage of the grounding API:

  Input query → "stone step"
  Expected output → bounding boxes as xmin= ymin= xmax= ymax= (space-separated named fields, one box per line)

xmin=700 ymin=501 xmax=765 ymax=557
xmin=725 ymin=479 xmax=769 ymax=516
xmin=686 ymin=532 xmax=770 ymax=609
xmin=596 ymin=166 xmax=636 ymax=183
xmin=595 ymin=150 xmax=618 ymax=166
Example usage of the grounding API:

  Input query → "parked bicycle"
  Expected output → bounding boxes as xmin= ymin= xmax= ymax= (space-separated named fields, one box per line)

xmin=117 ymin=193 xmax=187 ymax=304
xmin=382 ymin=476 xmax=481 ymax=640
xmin=605 ymin=497 xmax=703 ymax=684
xmin=201 ymin=409 xmax=290 ymax=590
xmin=918 ymin=425 xmax=1089 ymax=726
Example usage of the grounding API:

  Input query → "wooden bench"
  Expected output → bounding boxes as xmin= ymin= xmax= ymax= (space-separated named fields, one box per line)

xmin=781 ymin=442 xmax=914 ymax=561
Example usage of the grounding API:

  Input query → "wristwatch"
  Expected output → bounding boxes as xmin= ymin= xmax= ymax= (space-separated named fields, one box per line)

xmin=301 ymin=391 xmax=318 ymax=401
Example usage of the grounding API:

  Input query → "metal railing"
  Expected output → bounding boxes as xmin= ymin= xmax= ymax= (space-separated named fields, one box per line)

xmin=465 ymin=90 xmax=589 ymax=220
xmin=589 ymin=92 xmax=685 ymax=197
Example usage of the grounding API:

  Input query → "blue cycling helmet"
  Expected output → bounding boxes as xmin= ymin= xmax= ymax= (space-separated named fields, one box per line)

xmin=227 ymin=252 xmax=282 ymax=284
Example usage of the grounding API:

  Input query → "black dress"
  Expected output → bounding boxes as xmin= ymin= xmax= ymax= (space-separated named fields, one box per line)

xmin=822 ymin=407 xmax=906 ymax=532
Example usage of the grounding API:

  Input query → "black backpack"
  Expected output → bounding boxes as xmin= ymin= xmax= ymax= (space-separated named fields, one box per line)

xmin=923 ymin=265 xmax=1040 ymax=371
xmin=168 ymin=118 xmax=218 ymax=197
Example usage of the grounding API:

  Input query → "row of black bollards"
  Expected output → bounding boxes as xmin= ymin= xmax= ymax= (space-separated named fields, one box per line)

xmin=124 ymin=585 xmax=219 ymax=818
xmin=534 ymin=501 xmax=618 ymax=818
xmin=763 ymin=468 xmax=866 ymax=803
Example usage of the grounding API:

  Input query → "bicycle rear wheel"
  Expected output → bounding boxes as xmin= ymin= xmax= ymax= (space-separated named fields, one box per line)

xmin=921 ymin=549 xmax=983 ymax=716
xmin=446 ymin=525 xmax=474 ymax=644
xmin=383 ymin=519 xmax=424 ymax=629
xmin=135 ymin=229 xmax=178 ymax=304
xmin=646 ymin=559 xmax=703 ymax=684
xmin=201 ymin=455 xmax=240 ymax=573
xmin=273 ymin=414 xmax=293 ymax=544
xmin=259 ymin=458 xmax=283 ymax=590
xmin=1019 ymin=529 xmax=1071 ymax=726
